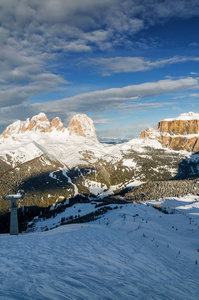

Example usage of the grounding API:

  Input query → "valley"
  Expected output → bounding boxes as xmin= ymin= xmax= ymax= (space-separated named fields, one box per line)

xmin=0 ymin=112 xmax=199 ymax=233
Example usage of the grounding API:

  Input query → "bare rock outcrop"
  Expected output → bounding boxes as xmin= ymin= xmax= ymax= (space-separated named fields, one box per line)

xmin=2 ymin=113 xmax=98 ymax=140
xmin=67 ymin=114 xmax=98 ymax=140
xmin=2 ymin=113 xmax=65 ymax=137
xmin=140 ymin=127 xmax=160 ymax=139
xmin=140 ymin=112 xmax=199 ymax=152
xmin=51 ymin=117 xmax=65 ymax=132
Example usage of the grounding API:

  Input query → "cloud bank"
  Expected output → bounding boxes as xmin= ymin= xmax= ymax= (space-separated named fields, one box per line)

xmin=0 ymin=77 xmax=197 ymax=131
xmin=0 ymin=0 xmax=199 ymax=108
xmin=85 ymin=56 xmax=199 ymax=76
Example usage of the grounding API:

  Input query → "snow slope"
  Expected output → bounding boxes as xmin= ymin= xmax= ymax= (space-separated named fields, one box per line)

xmin=0 ymin=195 xmax=199 ymax=300
xmin=0 ymin=122 xmax=179 ymax=169
xmin=164 ymin=111 xmax=199 ymax=121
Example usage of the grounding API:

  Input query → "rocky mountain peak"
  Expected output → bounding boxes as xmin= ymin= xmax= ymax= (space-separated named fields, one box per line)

xmin=140 ymin=112 xmax=199 ymax=152
xmin=51 ymin=117 xmax=65 ymax=132
xmin=27 ymin=113 xmax=51 ymax=132
xmin=1 ymin=113 xmax=98 ymax=139
xmin=1 ymin=120 xmax=25 ymax=137
xmin=140 ymin=127 xmax=160 ymax=139
xmin=1 ymin=113 xmax=65 ymax=137
xmin=31 ymin=112 xmax=48 ymax=121
xmin=67 ymin=114 xmax=97 ymax=140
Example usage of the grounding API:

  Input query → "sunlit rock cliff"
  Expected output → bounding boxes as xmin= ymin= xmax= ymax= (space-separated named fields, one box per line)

xmin=140 ymin=112 xmax=199 ymax=152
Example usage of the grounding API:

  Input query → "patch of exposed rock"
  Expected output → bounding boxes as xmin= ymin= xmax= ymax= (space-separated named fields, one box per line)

xmin=51 ymin=117 xmax=65 ymax=131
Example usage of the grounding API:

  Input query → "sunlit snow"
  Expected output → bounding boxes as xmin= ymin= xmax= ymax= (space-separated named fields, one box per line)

xmin=0 ymin=196 xmax=199 ymax=299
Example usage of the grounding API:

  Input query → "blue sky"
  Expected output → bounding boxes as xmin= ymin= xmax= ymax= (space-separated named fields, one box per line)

xmin=0 ymin=0 xmax=199 ymax=140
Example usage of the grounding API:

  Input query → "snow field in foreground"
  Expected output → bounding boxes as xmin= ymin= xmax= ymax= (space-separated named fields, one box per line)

xmin=0 ymin=196 xmax=199 ymax=300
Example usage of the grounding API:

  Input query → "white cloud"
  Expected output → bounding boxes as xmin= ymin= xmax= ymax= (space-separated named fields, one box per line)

xmin=85 ymin=56 xmax=199 ymax=76
xmin=117 ymin=102 xmax=175 ymax=111
xmin=0 ymin=0 xmax=198 ymax=110
xmin=172 ymin=95 xmax=186 ymax=99
xmin=0 ymin=77 xmax=198 ymax=136
xmin=0 ymin=77 xmax=197 ymax=130
xmin=93 ymin=118 xmax=112 ymax=124
xmin=31 ymin=77 xmax=197 ymax=115
xmin=0 ymin=72 xmax=68 ymax=107
xmin=189 ymin=93 xmax=199 ymax=97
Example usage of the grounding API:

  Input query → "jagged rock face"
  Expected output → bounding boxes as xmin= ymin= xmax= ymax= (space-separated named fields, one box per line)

xmin=140 ymin=127 xmax=160 ymax=139
xmin=67 ymin=114 xmax=98 ymax=140
xmin=168 ymin=136 xmax=198 ymax=151
xmin=2 ymin=113 xmax=65 ymax=137
xmin=51 ymin=117 xmax=65 ymax=131
xmin=140 ymin=112 xmax=199 ymax=152
xmin=193 ymin=139 xmax=199 ymax=152
xmin=157 ymin=119 xmax=199 ymax=135
xmin=27 ymin=113 xmax=51 ymax=132
xmin=1 ymin=113 xmax=96 ymax=139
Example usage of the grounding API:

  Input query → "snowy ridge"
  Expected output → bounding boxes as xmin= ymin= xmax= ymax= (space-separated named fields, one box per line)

xmin=0 ymin=122 xmax=188 ymax=196
xmin=126 ymin=137 xmax=165 ymax=150
xmin=161 ymin=132 xmax=199 ymax=139
xmin=164 ymin=112 xmax=199 ymax=121
xmin=1 ymin=113 xmax=98 ymax=141
xmin=0 ymin=126 xmax=172 ymax=168
xmin=2 ymin=113 xmax=52 ymax=136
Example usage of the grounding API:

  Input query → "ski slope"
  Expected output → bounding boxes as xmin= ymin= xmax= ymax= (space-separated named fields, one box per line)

xmin=0 ymin=196 xmax=199 ymax=300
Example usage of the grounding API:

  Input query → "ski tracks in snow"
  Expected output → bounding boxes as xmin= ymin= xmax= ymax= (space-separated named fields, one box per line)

xmin=0 ymin=201 xmax=199 ymax=299
xmin=62 ymin=169 xmax=78 ymax=195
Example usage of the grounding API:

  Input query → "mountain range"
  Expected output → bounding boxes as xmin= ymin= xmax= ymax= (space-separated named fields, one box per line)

xmin=0 ymin=111 xmax=199 ymax=231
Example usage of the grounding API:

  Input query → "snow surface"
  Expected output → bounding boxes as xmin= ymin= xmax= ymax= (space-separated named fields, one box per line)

xmin=164 ymin=112 xmax=199 ymax=121
xmin=4 ymin=193 xmax=23 ymax=200
xmin=125 ymin=137 xmax=166 ymax=151
xmin=122 ymin=158 xmax=138 ymax=168
xmin=84 ymin=179 xmax=108 ymax=195
xmin=161 ymin=132 xmax=199 ymax=138
xmin=0 ymin=196 xmax=199 ymax=300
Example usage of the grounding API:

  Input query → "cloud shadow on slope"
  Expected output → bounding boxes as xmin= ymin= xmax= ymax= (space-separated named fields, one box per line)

xmin=173 ymin=151 xmax=199 ymax=180
xmin=18 ymin=167 xmax=96 ymax=193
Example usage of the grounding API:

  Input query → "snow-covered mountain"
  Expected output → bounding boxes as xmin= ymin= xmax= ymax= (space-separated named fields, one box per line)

xmin=0 ymin=112 xmax=199 ymax=217
xmin=1 ymin=112 xmax=98 ymax=138
xmin=0 ymin=113 xmax=98 ymax=168
xmin=2 ymin=113 xmax=64 ymax=136
xmin=140 ymin=112 xmax=199 ymax=152
xmin=67 ymin=114 xmax=98 ymax=140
